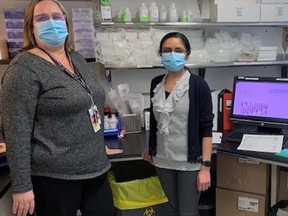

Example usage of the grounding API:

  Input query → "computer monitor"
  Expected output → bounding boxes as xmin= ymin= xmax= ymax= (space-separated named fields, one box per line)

xmin=230 ymin=76 xmax=288 ymax=134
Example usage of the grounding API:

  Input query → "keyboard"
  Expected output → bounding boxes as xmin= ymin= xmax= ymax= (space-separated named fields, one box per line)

xmin=226 ymin=130 xmax=283 ymax=143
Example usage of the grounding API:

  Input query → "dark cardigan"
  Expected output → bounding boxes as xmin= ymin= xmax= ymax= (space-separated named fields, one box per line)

xmin=148 ymin=72 xmax=214 ymax=163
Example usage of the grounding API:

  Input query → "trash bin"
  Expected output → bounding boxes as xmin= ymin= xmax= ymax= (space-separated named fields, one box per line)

xmin=108 ymin=161 xmax=170 ymax=216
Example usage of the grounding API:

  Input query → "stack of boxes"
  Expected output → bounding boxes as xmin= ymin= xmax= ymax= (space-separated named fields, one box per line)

xmin=216 ymin=153 xmax=270 ymax=216
xmin=210 ymin=0 xmax=288 ymax=22
xmin=72 ymin=8 xmax=96 ymax=59
xmin=4 ymin=9 xmax=24 ymax=59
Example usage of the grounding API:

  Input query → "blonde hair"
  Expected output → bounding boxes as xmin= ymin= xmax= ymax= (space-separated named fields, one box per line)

xmin=22 ymin=0 xmax=74 ymax=53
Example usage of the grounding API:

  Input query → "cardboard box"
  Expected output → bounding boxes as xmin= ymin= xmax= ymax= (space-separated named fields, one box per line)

xmin=217 ymin=153 xmax=270 ymax=195
xmin=216 ymin=188 xmax=268 ymax=216
xmin=261 ymin=0 xmax=288 ymax=3
xmin=213 ymin=0 xmax=259 ymax=3
xmin=212 ymin=3 xmax=260 ymax=22
xmin=260 ymin=4 xmax=288 ymax=22
xmin=277 ymin=169 xmax=288 ymax=201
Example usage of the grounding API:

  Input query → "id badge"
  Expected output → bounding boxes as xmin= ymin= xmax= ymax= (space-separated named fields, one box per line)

xmin=88 ymin=105 xmax=101 ymax=133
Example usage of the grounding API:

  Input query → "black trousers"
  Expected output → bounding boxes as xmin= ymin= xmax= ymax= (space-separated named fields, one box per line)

xmin=31 ymin=173 xmax=114 ymax=216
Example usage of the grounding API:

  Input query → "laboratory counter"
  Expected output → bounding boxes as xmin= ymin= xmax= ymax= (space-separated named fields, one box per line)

xmin=0 ymin=131 xmax=150 ymax=200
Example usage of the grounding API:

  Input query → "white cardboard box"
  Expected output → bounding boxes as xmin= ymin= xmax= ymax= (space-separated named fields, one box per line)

xmin=260 ymin=4 xmax=288 ymax=22
xmin=213 ymin=3 xmax=260 ymax=22
xmin=261 ymin=0 xmax=288 ymax=3
xmin=213 ymin=0 xmax=259 ymax=3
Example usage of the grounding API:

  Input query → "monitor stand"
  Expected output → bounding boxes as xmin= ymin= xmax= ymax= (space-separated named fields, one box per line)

xmin=256 ymin=126 xmax=283 ymax=135
xmin=234 ymin=124 xmax=288 ymax=149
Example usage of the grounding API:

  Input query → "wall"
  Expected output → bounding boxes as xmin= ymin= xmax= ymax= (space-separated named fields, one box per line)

xmin=0 ymin=0 xmax=285 ymax=109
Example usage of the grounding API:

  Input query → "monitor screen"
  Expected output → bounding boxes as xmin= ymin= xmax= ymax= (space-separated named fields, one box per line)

xmin=230 ymin=76 xmax=288 ymax=129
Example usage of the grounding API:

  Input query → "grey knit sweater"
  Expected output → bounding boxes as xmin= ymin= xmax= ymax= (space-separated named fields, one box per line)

xmin=0 ymin=51 xmax=110 ymax=193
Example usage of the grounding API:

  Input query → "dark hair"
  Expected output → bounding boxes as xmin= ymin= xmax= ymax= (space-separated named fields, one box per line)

xmin=158 ymin=32 xmax=191 ymax=56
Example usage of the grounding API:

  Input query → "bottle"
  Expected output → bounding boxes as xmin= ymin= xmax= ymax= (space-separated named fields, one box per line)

xmin=104 ymin=115 xmax=110 ymax=130
xmin=109 ymin=114 xmax=118 ymax=130
xmin=149 ymin=2 xmax=159 ymax=22
xmin=139 ymin=3 xmax=149 ymax=22
xmin=100 ymin=0 xmax=112 ymax=21
xmin=168 ymin=3 xmax=178 ymax=22
xmin=116 ymin=8 xmax=123 ymax=22
xmin=187 ymin=10 xmax=193 ymax=22
xmin=180 ymin=10 xmax=188 ymax=22
xmin=123 ymin=8 xmax=132 ymax=22
xmin=159 ymin=5 xmax=168 ymax=22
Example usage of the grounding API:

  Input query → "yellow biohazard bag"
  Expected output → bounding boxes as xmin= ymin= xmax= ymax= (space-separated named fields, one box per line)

xmin=108 ymin=171 xmax=168 ymax=210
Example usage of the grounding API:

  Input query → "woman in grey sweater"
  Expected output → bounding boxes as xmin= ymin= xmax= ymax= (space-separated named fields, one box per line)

xmin=0 ymin=0 xmax=114 ymax=215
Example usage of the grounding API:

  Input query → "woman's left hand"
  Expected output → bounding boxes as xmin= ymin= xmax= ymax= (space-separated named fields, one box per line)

xmin=197 ymin=167 xmax=211 ymax=191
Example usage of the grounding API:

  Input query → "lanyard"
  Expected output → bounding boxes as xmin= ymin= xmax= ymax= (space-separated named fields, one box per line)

xmin=36 ymin=46 xmax=95 ymax=106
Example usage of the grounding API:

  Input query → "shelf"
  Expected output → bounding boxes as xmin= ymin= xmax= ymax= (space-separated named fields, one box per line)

xmin=104 ymin=55 xmax=288 ymax=70
xmin=0 ymin=59 xmax=11 ymax=65
xmin=0 ymin=58 xmax=96 ymax=65
xmin=99 ymin=21 xmax=288 ymax=28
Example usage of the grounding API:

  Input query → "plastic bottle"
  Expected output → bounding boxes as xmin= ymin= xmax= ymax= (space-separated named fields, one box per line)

xmin=180 ymin=10 xmax=188 ymax=22
xmin=168 ymin=3 xmax=178 ymax=22
xmin=187 ymin=10 xmax=193 ymax=22
xmin=100 ymin=0 xmax=112 ymax=21
xmin=109 ymin=114 xmax=118 ymax=129
xmin=116 ymin=8 xmax=123 ymax=22
xmin=104 ymin=116 xmax=110 ymax=130
xmin=149 ymin=2 xmax=159 ymax=22
xmin=159 ymin=5 xmax=168 ymax=22
xmin=123 ymin=8 xmax=132 ymax=22
xmin=139 ymin=3 xmax=149 ymax=22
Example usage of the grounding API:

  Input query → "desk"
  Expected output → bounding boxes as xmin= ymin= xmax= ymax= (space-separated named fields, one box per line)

xmin=218 ymin=140 xmax=288 ymax=206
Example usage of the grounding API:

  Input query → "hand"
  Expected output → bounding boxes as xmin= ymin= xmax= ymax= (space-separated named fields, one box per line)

xmin=12 ymin=190 xmax=35 ymax=216
xmin=197 ymin=167 xmax=211 ymax=191
xmin=141 ymin=149 xmax=153 ymax=164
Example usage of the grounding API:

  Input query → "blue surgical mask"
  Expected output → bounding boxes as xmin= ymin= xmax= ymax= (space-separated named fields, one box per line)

xmin=35 ymin=19 xmax=68 ymax=47
xmin=161 ymin=52 xmax=186 ymax=72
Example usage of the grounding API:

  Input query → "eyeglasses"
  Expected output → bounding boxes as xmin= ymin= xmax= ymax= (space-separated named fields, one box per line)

xmin=161 ymin=48 xmax=186 ymax=54
xmin=34 ymin=13 xmax=66 ymax=23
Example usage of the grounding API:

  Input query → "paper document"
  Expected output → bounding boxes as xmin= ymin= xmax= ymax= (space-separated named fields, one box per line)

xmin=212 ymin=132 xmax=223 ymax=144
xmin=237 ymin=134 xmax=283 ymax=153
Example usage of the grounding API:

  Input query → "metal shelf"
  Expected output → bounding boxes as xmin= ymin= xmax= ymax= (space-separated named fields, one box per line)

xmin=99 ymin=21 xmax=288 ymax=28
xmin=0 ymin=58 xmax=96 ymax=65
xmin=104 ymin=55 xmax=288 ymax=70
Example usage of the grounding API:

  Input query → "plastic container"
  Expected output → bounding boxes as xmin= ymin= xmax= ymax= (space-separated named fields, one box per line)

xmin=116 ymin=9 xmax=123 ymax=22
xmin=187 ymin=10 xmax=193 ymax=22
xmin=7 ymin=39 xmax=23 ymax=49
xmin=100 ymin=0 xmax=112 ymax=21
xmin=149 ymin=2 xmax=159 ymax=22
xmin=104 ymin=115 xmax=110 ymax=130
xmin=168 ymin=3 xmax=178 ymax=22
xmin=4 ymin=9 xmax=24 ymax=19
xmin=180 ymin=10 xmax=188 ymax=22
xmin=5 ymin=19 xmax=24 ymax=29
xmin=123 ymin=8 xmax=132 ymax=22
xmin=109 ymin=114 xmax=118 ymax=130
xmin=139 ymin=3 xmax=149 ymax=22
xmin=159 ymin=5 xmax=168 ymax=22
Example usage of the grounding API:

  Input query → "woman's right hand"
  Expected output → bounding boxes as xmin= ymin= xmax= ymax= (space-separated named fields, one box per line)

xmin=142 ymin=148 xmax=153 ymax=164
xmin=12 ymin=190 xmax=35 ymax=216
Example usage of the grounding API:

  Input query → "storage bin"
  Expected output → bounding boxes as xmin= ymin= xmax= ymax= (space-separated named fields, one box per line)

xmin=108 ymin=161 xmax=170 ymax=216
xmin=120 ymin=114 xmax=141 ymax=134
